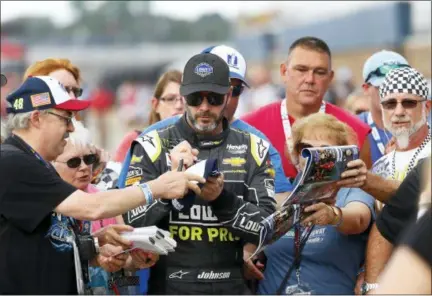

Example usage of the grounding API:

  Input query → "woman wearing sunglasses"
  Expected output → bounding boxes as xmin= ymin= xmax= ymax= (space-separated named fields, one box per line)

xmin=53 ymin=121 xmax=160 ymax=294
xmin=257 ymin=113 xmax=375 ymax=295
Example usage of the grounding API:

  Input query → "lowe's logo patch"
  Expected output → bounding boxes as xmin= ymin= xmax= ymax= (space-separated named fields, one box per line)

xmin=194 ymin=63 xmax=213 ymax=77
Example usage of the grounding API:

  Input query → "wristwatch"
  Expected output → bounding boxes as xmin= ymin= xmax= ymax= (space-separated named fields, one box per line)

xmin=361 ymin=282 xmax=379 ymax=295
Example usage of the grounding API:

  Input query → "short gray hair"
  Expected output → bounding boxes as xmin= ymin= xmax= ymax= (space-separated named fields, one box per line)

xmin=67 ymin=119 xmax=93 ymax=148
xmin=5 ymin=110 xmax=51 ymax=135
xmin=6 ymin=111 xmax=33 ymax=135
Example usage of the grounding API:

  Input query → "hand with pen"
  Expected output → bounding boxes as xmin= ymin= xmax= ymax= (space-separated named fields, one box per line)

xmin=170 ymin=140 xmax=199 ymax=171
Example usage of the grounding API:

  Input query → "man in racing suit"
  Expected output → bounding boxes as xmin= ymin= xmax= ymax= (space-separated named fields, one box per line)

xmin=123 ymin=53 xmax=276 ymax=294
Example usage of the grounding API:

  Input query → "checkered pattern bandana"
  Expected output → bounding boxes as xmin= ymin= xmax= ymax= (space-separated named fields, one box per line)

xmin=379 ymin=67 xmax=430 ymax=101
xmin=95 ymin=167 xmax=119 ymax=191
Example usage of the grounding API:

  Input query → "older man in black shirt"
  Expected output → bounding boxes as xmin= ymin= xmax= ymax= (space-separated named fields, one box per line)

xmin=0 ymin=76 xmax=204 ymax=294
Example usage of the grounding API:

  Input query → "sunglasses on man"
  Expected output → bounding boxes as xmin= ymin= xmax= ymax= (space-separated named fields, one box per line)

xmin=232 ymin=84 xmax=244 ymax=97
xmin=64 ymin=86 xmax=83 ymax=98
xmin=365 ymin=63 xmax=410 ymax=84
xmin=185 ymin=92 xmax=226 ymax=106
xmin=57 ymin=154 xmax=98 ymax=169
xmin=381 ymin=98 xmax=427 ymax=110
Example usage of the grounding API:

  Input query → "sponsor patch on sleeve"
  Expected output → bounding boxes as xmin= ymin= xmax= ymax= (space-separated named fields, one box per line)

xmin=135 ymin=130 xmax=162 ymax=163
xmin=250 ymin=134 xmax=270 ymax=166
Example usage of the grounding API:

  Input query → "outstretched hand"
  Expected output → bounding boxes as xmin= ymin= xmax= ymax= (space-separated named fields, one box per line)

xmin=151 ymin=171 xmax=206 ymax=199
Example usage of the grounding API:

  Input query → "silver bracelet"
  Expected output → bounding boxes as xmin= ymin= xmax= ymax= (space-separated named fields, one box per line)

xmin=139 ymin=183 xmax=154 ymax=205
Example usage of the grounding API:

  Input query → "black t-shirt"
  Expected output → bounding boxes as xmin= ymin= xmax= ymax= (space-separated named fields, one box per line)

xmin=0 ymin=136 xmax=77 ymax=294
xmin=399 ymin=208 xmax=431 ymax=267
xmin=376 ymin=159 xmax=427 ymax=244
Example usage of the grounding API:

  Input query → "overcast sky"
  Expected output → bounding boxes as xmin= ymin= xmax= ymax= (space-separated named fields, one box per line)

xmin=1 ymin=1 xmax=430 ymax=31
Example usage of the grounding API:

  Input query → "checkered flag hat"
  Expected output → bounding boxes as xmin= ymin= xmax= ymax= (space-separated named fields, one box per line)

xmin=379 ymin=67 xmax=430 ymax=101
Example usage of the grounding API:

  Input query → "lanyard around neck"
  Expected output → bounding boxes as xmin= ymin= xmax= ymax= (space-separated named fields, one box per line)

xmin=367 ymin=112 xmax=387 ymax=156
xmin=280 ymin=99 xmax=326 ymax=154
xmin=11 ymin=134 xmax=55 ymax=171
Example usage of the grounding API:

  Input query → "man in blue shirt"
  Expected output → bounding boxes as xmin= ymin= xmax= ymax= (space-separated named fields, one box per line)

xmin=358 ymin=50 xmax=410 ymax=163
xmin=118 ymin=45 xmax=292 ymax=294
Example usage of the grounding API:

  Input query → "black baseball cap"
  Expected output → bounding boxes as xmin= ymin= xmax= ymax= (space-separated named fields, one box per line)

xmin=1 ymin=74 xmax=7 ymax=87
xmin=180 ymin=53 xmax=230 ymax=96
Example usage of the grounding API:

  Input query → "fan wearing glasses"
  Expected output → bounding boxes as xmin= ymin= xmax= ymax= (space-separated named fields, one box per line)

xmin=23 ymin=58 xmax=83 ymax=99
xmin=361 ymin=66 xmax=431 ymax=295
xmin=360 ymin=50 xmax=411 ymax=163
xmin=257 ymin=113 xmax=375 ymax=295
xmin=53 ymin=122 xmax=98 ymax=192
xmin=53 ymin=121 xmax=160 ymax=292
xmin=371 ymin=66 xmax=431 ymax=183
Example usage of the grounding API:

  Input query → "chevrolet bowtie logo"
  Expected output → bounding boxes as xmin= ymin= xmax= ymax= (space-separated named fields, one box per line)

xmin=222 ymin=157 xmax=246 ymax=167
xmin=169 ymin=270 xmax=190 ymax=279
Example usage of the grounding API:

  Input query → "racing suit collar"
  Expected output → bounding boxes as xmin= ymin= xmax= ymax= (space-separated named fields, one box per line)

xmin=176 ymin=114 xmax=230 ymax=149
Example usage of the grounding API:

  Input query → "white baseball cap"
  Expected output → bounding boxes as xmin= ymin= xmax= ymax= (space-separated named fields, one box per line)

xmin=362 ymin=50 xmax=409 ymax=87
xmin=201 ymin=45 xmax=249 ymax=87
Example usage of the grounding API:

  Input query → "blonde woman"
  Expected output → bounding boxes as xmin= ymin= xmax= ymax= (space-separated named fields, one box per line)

xmin=258 ymin=113 xmax=375 ymax=295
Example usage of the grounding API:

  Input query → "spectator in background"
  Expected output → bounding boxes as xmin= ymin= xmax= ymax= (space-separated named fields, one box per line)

xmin=241 ymin=36 xmax=372 ymax=183
xmin=148 ymin=70 xmax=184 ymax=126
xmin=113 ymin=70 xmax=184 ymax=163
xmin=23 ymin=58 xmax=84 ymax=102
xmin=358 ymin=50 xmax=410 ymax=164
xmin=345 ymin=88 xmax=370 ymax=115
xmin=258 ymin=113 xmax=375 ymax=295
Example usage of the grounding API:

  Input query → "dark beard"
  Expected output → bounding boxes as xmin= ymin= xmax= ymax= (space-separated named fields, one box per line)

xmin=186 ymin=106 xmax=224 ymax=133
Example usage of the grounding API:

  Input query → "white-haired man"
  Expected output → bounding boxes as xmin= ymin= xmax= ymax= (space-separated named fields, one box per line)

xmin=0 ymin=76 xmax=204 ymax=294
xmin=359 ymin=50 xmax=410 ymax=163
xmin=361 ymin=67 xmax=431 ymax=294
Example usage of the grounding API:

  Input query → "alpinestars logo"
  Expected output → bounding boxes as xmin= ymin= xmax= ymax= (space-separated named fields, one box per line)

xmin=197 ymin=271 xmax=231 ymax=280
xmin=169 ymin=270 xmax=190 ymax=279
xmin=226 ymin=144 xmax=248 ymax=154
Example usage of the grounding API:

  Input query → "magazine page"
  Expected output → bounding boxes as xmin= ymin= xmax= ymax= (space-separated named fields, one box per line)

xmin=282 ymin=145 xmax=359 ymax=206
xmin=248 ymin=145 xmax=359 ymax=260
